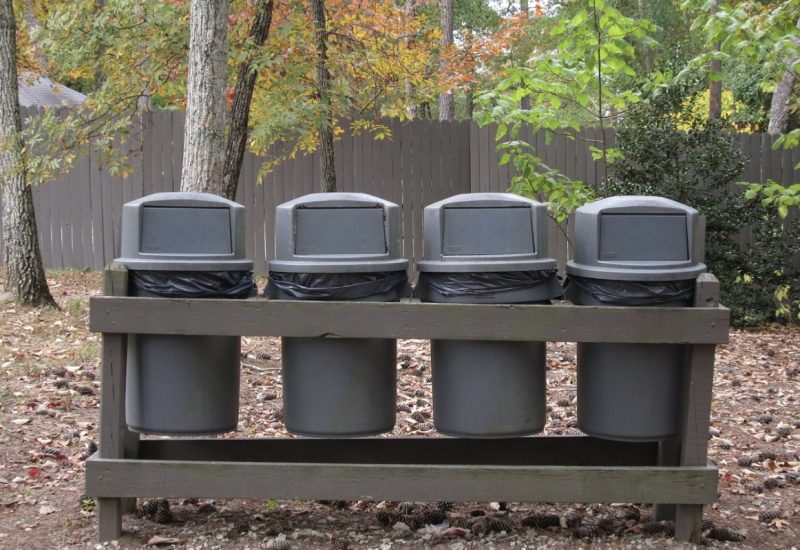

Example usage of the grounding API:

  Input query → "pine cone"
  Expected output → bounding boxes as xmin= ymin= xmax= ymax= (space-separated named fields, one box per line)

xmin=136 ymin=499 xmax=161 ymax=517
xmin=331 ymin=538 xmax=351 ymax=550
xmin=153 ymin=507 xmax=174 ymax=524
xmin=707 ymin=527 xmax=746 ymax=542
xmin=488 ymin=518 xmax=513 ymax=533
xmin=42 ymin=447 xmax=62 ymax=457
xmin=623 ymin=507 xmax=641 ymax=522
xmin=744 ymin=482 xmax=763 ymax=493
xmin=54 ymin=378 xmax=69 ymax=389
xmin=257 ymin=351 xmax=271 ymax=360
xmin=764 ymin=476 xmax=786 ymax=489
xmin=737 ymin=455 xmax=755 ymax=467
xmin=198 ymin=502 xmax=218 ymax=514
xmin=75 ymin=386 xmax=94 ymax=396
xmin=522 ymin=513 xmax=560 ymax=529
xmin=414 ymin=388 xmax=426 ymax=397
xmin=563 ymin=511 xmax=581 ymax=529
xmin=421 ymin=509 xmax=446 ymax=525
xmin=470 ymin=517 xmax=489 ymax=536
xmin=397 ymin=502 xmax=415 ymax=515
xmin=662 ymin=521 xmax=675 ymax=537
xmin=556 ymin=398 xmax=571 ymax=407
xmin=330 ymin=500 xmax=348 ymax=509
xmin=396 ymin=403 xmax=412 ymax=413
xmin=416 ymin=398 xmax=430 ymax=407
xmin=376 ymin=510 xmax=399 ymax=527
xmin=401 ymin=514 xmax=422 ymax=531
xmin=785 ymin=471 xmax=800 ymax=482
xmin=269 ymin=538 xmax=291 ymax=550
xmin=572 ymin=525 xmax=599 ymax=539
xmin=758 ymin=451 xmax=777 ymax=461
xmin=411 ymin=411 xmax=427 ymax=423
xmin=755 ymin=414 xmax=773 ymax=424
xmin=437 ymin=501 xmax=454 ymax=511
xmin=759 ymin=509 xmax=781 ymax=522
xmin=417 ymin=422 xmax=435 ymax=431
xmin=262 ymin=390 xmax=278 ymax=401
xmin=776 ymin=426 xmax=791 ymax=437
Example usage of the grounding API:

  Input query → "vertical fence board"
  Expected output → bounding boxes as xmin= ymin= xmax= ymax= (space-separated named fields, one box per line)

xmin=77 ymin=156 xmax=93 ymax=269
xmin=31 ymin=183 xmax=50 ymax=269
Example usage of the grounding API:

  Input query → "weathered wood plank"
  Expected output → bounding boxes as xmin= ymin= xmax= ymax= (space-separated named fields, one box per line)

xmin=137 ymin=436 xmax=657 ymax=466
xmin=85 ymin=458 xmax=717 ymax=504
xmin=89 ymin=297 xmax=729 ymax=343
xmin=674 ymin=274 xmax=721 ymax=542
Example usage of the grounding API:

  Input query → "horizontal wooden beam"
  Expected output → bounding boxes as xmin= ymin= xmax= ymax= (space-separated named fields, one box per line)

xmin=85 ymin=456 xmax=718 ymax=504
xmin=137 ymin=436 xmax=658 ymax=467
xmin=89 ymin=298 xmax=729 ymax=343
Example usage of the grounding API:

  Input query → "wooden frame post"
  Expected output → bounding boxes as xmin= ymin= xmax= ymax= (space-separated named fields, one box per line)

xmin=96 ymin=263 xmax=138 ymax=541
xmin=674 ymin=274 xmax=720 ymax=542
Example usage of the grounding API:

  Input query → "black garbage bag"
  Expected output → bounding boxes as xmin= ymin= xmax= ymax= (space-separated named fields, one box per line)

xmin=129 ymin=270 xmax=257 ymax=298
xmin=415 ymin=269 xmax=559 ymax=298
xmin=566 ymin=276 xmax=693 ymax=306
xmin=266 ymin=271 xmax=411 ymax=300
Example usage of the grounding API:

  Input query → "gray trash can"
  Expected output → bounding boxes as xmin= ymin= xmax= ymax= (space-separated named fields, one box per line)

xmin=416 ymin=193 xmax=562 ymax=437
xmin=266 ymin=193 xmax=410 ymax=437
xmin=116 ymin=192 xmax=255 ymax=435
xmin=565 ymin=196 xmax=706 ymax=441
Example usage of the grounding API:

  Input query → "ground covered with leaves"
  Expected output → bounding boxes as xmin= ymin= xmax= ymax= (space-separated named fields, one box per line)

xmin=0 ymin=270 xmax=798 ymax=549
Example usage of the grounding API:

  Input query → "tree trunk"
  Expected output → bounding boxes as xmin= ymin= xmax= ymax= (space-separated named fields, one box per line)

xmin=0 ymin=0 xmax=56 ymax=307
xmin=637 ymin=0 xmax=652 ymax=72
xmin=438 ymin=0 xmax=454 ymax=121
xmin=180 ymin=0 xmax=228 ymax=195
xmin=312 ymin=0 xmax=336 ymax=192
xmin=405 ymin=0 xmax=419 ymax=118
xmin=221 ymin=0 xmax=273 ymax=200
xmin=768 ymin=68 xmax=797 ymax=136
xmin=466 ymin=90 xmax=474 ymax=119
xmin=708 ymin=1 xmax=722 ymax=120
xmin=767 ymin=17 xmax=800 ymax=136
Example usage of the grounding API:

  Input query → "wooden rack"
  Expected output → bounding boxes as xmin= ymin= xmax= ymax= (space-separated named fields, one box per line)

xmin=86 ymin=264 xmax=728 ymax=543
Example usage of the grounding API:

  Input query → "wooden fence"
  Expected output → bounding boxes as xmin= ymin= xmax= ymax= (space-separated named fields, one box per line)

xmin=1 ymin=109 xmax=798 ymax=275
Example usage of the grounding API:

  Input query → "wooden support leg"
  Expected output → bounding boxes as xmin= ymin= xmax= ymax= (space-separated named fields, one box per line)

xmin=96 ymin=332 xmax=133 ymax=541
xmin=98 ymin=264 xmax=140 ymax=528
xmin=674 ymin=275 xmax=720 ymax=543
xmin=674 ymin=343 xmax=717 ymax=542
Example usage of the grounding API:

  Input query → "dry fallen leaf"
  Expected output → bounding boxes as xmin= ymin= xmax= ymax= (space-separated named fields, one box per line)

xmin=38 ymin=504 xmax=57 ymax=515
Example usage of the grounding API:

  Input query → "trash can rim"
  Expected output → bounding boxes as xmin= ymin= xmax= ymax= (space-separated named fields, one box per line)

xmin=417 ymin=258 xmax=558 ymax=273
xmin=566 ymin=261 xmax=707 ymax=281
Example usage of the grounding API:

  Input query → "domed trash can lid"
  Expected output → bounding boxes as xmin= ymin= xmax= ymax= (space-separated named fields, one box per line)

xmin=117 ymin=192 xmax=253 ymax=272
xmin=269 ymin=192 xmax=408 ymax=274
xmin=566 ymin=196 xmax=706 ymax=282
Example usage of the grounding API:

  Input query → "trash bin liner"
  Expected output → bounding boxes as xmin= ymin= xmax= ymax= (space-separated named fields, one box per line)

xmin=416 ymin=269 xmax=559 ymax=298
xmin=566 ymin=276 xmax=693 ymax=306
xmin=266 ymin=271 xmax=410 ymax=300
xmin=130 ymin=270 xmax=256 ymax=298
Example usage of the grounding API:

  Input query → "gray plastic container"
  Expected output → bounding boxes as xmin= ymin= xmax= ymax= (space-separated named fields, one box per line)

xmin=116 ymin=192 xmax=253 ymax=435
xmin=565 ymin=196 xmax=706 ymax=442
xmin=416 ymin=193 xmax=562 ymax=437
xmin=267 ymin=193 xmax=408 ymax=437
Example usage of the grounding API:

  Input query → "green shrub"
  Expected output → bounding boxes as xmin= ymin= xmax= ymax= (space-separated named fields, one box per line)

xmin=609 ymin=80 xmax=800 ymax=326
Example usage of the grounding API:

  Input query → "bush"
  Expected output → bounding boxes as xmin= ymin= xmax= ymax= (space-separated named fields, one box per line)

xmin=609 ymin=80 xmax=800 ymax=326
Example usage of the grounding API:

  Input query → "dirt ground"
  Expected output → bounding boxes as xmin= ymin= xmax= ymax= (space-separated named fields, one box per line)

xmin=0 ymin=269 xmax=798 ymax=550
